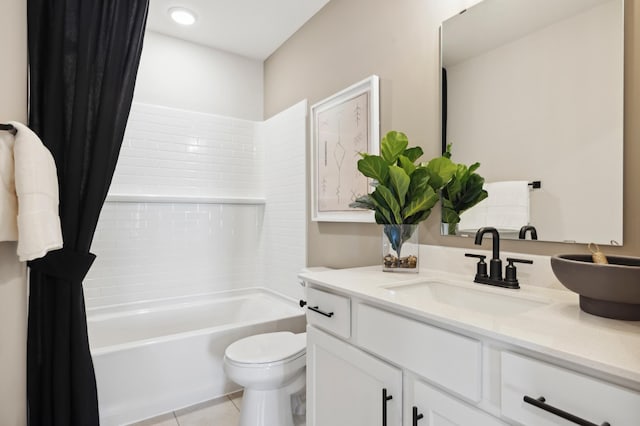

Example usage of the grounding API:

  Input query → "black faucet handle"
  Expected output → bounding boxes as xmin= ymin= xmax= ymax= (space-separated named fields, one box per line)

xmin=506 ymin=257 xmax=533 ymax=265
xmin=465 ymin=253 xmax=488 ymax=280
xmin=465 ymin=253 xmax=486 ymax=260
xmin=504 ymin=258 xmax=533 ymax=288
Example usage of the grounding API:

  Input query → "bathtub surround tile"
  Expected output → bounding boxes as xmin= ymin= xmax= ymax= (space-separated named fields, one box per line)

xmin=85 ymin=101 xmax=308 ymax=307
xmin=85 ymin=202 xmax=264 ymax=307
xmin=257 ymin=100 xmax=308 ymax=301
xmin=110 ymin=102 xmax=263 ymax=199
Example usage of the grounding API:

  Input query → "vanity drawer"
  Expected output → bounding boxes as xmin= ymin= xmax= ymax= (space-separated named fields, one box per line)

xmin=356 ymin=304 xmax=482 ymax=402
xmin=305 ymin=287 xmax=351 ymax=339
xmin=501 ymin=352 xmax=640 ymax=426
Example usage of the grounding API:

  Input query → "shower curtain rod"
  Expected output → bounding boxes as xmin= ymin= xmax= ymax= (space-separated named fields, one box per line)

xmin=0 ymin=123 xmax=17 ymax=135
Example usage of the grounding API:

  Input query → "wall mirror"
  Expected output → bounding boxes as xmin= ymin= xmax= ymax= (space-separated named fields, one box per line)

xmin=440 ymin=0 xmax=624 ymax=245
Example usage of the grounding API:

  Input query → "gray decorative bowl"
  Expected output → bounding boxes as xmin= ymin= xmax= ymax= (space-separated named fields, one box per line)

xmin=550 ymin=254 xmax=640 ymax=320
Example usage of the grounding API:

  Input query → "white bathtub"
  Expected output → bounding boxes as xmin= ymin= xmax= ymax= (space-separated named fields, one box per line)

xmin=88 ymin=287 xmax=306 ymax=426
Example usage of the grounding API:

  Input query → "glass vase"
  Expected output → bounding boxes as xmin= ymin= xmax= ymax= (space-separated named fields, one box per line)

xmin=382 ymin=224 xmax=419 ymax=272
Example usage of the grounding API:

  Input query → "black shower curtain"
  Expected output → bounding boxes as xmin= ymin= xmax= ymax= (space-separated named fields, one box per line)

xmin=26 ymin=1 xmax=148 ymax=424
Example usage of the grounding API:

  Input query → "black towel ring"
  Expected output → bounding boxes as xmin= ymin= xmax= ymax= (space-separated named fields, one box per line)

xmin=0 ymin=123 xmax=17 ymax=135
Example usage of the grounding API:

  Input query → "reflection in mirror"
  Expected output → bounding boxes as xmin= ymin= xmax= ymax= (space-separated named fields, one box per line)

xmin=440 ymin=0 xmax=624 ymax=245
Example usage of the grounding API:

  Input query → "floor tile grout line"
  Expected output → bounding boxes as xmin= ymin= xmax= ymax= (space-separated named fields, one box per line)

xmin=173 ymin=410 xmax=180 ymax=426
xmin=227 ymin=394 xmax=240 ymax=412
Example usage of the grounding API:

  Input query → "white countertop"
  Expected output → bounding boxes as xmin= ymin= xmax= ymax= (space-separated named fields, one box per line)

xmin=300 ymin=265 xmax=640 ymax=390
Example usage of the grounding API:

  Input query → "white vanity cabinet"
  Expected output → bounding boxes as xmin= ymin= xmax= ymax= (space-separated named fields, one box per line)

xmin=303 ymin=281 xmax=640 ymax=426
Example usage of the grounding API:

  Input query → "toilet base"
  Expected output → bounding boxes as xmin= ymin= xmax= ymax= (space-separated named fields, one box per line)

xmin=239 ymin=372 xmax=305 ymax=426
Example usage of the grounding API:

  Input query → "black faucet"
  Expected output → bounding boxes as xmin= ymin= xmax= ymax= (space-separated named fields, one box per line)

xmin=465 ymin=227 xmax=533 ymax=289
xmin=475 ymin=227 xmax=502 ymax=281
xmin=519 ymin=225 xmax=538 ymax=240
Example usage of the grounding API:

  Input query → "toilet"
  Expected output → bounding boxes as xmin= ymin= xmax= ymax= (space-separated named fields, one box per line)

xmin=223 ymin=331 xmax=307 ymax=426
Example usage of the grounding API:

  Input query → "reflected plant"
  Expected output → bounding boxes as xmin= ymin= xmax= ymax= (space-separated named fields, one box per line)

xmin=440 ymin=144 xmax=488 ymax=235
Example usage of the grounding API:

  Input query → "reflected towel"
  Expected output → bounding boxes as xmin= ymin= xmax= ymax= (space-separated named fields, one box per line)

xmin=458 ymin=202 xmax=488 ymax=232
xmin=485 ymin=181 xmax=530 ymax=232
xmin=458 ymin=181 xmax=530 ymax=233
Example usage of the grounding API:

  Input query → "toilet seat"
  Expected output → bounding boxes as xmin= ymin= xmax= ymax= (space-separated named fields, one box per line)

xmin=224 ymin=331 xmax=306 ymax=366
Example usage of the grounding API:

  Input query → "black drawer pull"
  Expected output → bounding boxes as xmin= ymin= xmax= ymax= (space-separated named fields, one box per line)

xmin=299 ymin=299 xmax=307 ymax=308
xmin=308 ymin=305 xmax=334 ymax=318
xmin=382 ymin=388 xmax=393 ymax=426
xmin=523 ymin=395 xmax=610 ymax=426
xmin=412 ymin=406 xmax=424 ymax=426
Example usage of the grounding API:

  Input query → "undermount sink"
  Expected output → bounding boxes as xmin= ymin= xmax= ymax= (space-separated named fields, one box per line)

xmin=384 ymin=280 xmax=550 ymax=316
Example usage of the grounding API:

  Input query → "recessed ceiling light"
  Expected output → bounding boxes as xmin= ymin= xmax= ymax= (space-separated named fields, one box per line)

xmin=169 ymin=7 xmax=197 ymax=26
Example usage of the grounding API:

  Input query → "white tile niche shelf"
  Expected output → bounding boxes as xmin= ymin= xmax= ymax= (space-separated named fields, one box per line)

xmin=105 ymin=193 xmax=265 ymax=205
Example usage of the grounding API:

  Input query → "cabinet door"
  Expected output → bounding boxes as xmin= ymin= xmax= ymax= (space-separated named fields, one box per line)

xmin=410 ymin=378 xmax=507 ymax=426
xmin=307 ymin=325 xmax=402 ymax=426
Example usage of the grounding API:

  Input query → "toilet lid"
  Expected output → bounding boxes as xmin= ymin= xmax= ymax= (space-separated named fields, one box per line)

xmin=225 ymin=331 xmax=306 ymax=364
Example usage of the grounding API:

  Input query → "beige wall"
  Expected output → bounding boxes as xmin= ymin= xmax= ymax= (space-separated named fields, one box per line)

xmin=265 ymin=0 xmax=640 ymax=268
xmin=0 ymin=0 xmax=28 ymax=424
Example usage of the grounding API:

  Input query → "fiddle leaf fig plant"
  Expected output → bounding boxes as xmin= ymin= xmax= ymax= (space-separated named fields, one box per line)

xmin=349 ymin=131 xmax=457 ymax=257
xmin=441 ymin=143 xmax=489 ymax=235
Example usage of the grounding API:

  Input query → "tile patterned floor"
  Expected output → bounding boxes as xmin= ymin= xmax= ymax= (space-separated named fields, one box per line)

xmin=131 ymin=392 xmax=242 ymax=426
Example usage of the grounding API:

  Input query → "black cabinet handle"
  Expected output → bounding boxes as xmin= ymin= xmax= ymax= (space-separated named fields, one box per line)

xmin=523 ymin=396 xmax=610 ymax=426
xmin=299 ymin=299 xmax=307 ymax=308
xmin=308 ymin=305 xmax=334 ymax=318
xmin=382 ymin=388 xmax=393 ymax=426
xmin=412 ymin=406 xmax=424 ymax=426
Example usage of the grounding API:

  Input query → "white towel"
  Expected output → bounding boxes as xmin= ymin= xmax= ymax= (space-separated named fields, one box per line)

xmin=0 ymin=121 xmax=63 ymax=261
xmin=458 ymin=180 xmax=530 ymax=233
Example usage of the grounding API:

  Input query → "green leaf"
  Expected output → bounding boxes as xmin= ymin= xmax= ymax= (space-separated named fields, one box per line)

xmin=374 ymin=211 xmax=387 ymax=224
xmin=404 ymin=209 xmax=432 ymax=225
xmin=407 ymin=167 xmax=429 ymax=200
xmin=357 ymin=156 xmax=389 ymax=184
xmin=423 ymin=156 xmax=457 ymax=191
xmin=398 ymin=155 xmax=417 ymax=176
xmin=441 ymin=200 xmax=460 ymax=225
xmin=370 ymin=190 xmax=393 ymax=224
xmin=380 ymin=131 xmax=409 ymax=164
xmin=402 ymin=186 xmax=439 ymax=220
xmin=403 ymin=147 xmax=424 ymax=163
xmin=468 ymin=162 xmax=480 ymax=174
xmin=375 ymin=185 xmax=403 ymax=224
xmin=443 ymin=143 xmax=453 ymax=159
xmin=388 ymin=165 xmax=410 ymax=208
xmin=440 ymin=158 xmax=489 ymax=223
xmin=348 ymin=195 xmax=376 ymax=211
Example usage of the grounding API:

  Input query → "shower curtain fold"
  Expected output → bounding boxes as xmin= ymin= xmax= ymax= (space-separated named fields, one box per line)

xmin=26 ymin=0 xmax=149 ymax=424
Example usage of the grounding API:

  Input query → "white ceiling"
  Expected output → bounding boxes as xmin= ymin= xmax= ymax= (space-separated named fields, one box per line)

xmin=147 ymin=0 xmax=330 ymax=60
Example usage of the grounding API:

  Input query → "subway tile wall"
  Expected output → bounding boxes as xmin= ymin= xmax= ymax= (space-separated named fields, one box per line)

xmin=84 ymin=102 xmax=305 ymax=307
xmin=259 ymin=100 xmax=307 ymax=301
xmin=109 ymin=103 xmax=262 ymax=198
xmin=84 ymin=202 xmax=264 ymax=307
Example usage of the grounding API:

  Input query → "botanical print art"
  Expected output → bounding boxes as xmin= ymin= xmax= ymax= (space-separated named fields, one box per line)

xmin=316 ymin=92 xmax=369 ymax=212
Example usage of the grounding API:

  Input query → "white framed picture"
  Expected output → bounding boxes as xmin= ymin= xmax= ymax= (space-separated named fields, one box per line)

xmin=310 ymin=75 xmax=380 ymax=222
